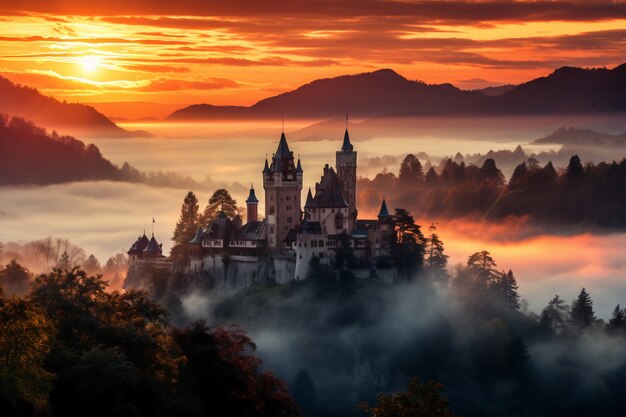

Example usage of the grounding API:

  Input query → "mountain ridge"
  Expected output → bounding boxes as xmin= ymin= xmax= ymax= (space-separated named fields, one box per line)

xmin=0 ymin=75 xmax=151 ymax=138
xmin=167 ymin=64 xmax=626 ymax=121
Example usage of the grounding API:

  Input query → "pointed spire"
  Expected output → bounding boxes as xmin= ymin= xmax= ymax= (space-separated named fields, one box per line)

xmin=263 ymin=155 xmax=269 ymax=173
xmin=296 ymin=157 xmax=303 ymax=173
xmin=246 ymin=184 xmax=259 ymax=203
xmin=305 ymin=187 xmax=314 ymax=208
xmin=377 ymin=197 xmax=390 ymax=219
xmin=275 ymin=131 xmax=291 ymax=159
xmin=341 ymin=117 xmax=353 ymax=151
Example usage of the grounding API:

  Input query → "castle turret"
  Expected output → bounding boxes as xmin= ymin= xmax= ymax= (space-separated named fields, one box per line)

xmin=336 ymin=123 xmax=357 ymax=232
xmin=263 ymin=131 xmax=302 ymax=249
xmin=377 ymin=198 xmax=392 ymax=231
xmin=246 ymin=184 xmax=259 ymax=223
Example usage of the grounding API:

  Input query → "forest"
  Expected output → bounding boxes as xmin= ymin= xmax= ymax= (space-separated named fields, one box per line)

xmin=358 ymin=153 xmax=626 ymax=228
xmin=6 ymin=203 xmax=625 ymax=416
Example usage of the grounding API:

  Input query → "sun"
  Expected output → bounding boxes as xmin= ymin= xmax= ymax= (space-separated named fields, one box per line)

xmin=81 ymin=55 xmax=101 ymax=72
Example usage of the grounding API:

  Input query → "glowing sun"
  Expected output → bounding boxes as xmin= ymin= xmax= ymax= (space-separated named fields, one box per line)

xmin=81 ymin=55 xmax=101 ymax=72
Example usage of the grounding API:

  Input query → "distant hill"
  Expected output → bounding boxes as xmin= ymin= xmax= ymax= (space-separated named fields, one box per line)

xmin=469 ymin=64 xmax=626 ymax=115
xmin=533 ymin=126 xmax=626 ymax=146
xmin=168 ymin=69 xmax=484 ymax=120
xmin=474 ymin=84 xmax=516 ymax=96
xmin=0 ymin=115 xmax=125 ymax=185
xmin=169 ymin=64 xmax=626 ymax=121
xmin=0 ymin=76 xmax=150 ymax=138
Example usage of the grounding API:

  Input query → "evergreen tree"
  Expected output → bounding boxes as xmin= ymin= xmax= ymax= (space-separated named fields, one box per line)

xmin=543 ymin=161 xmax=557 ymax=181
xmin=424 ymin=223 xmax=449 ymax=286
xmin=492 ymin=269 xmax=520 ymax=309
xmin=545 ymin=294 xmax=568 ymax=334
xmin=570 ymin=287 xmax=596 ymax=329
xmin=608 ymin=304 xmax=625 ymax=332
xmin=425 ymin=167 xmax=438 ymax=185
xmin=467 ymin=250 xmax=499 ymax=290
xmin=509 ymin=162 xmax=528 ymax=188
xmin=566 ymin=154 xmax=584 ymax=180
xmin=478 ymin=158 xmax=505 ymax=188
xmin=82 ymin=254 xmax=102 ymax=275
xmin=399 ymin=154 xmax=424 ymax=184
xmin=56 ymin=250 xmax=71 ymax=270
xmin=171 ymin=191 xmax=200 ymax=264
xmin=538 ymin=307 xmax=554 ymax=335
xmin=390 ymin=209 xmax=425 ymax=280
xmin=200 ymin=188 xmax=238 ymax=225
xmin=0 ymin=260 xmax=32 ymax=296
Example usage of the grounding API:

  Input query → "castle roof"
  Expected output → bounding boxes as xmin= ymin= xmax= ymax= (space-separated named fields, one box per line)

xmin=283 ymin=228 xmax=298 ymax=243
xmin=143 ymin=235 xmax=162 ymax=253
xmin=296 ymin=158 xmax=303 ymax=173
xmin=246 ymin=186 xmax=259 ymax=204
xmin=377 ymin=198 xmax=390 ymax=219
xmin=267 ymin=132 xmax=298 ymax=180
xmin=127 ymin=233 xmax=149 ymax=255
xmin=263 ymin=158 xmax=269 ymax=173
xmin=206 ymin=212 xmax=236 ymax=240
xmin=189 ymin=227 xmax=205 ymax=244
xmin=341 ymin=128 xmax=353 ymax=151
xmin=304 ymin=188 xmax=314 ymax=208
xmin=275 ymin=132 xmax=292 ymax=158
xmin=235 ymin=221 xmax=265 ymax=241
xmin=308 ymin=165 xmax=348 ymax=208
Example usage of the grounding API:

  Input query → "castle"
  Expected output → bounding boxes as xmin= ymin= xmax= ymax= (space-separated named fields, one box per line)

xmin=128 ymin=127 xmax=394 ymax=284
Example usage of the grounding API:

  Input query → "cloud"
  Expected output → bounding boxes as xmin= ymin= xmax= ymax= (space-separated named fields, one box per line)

xmin=124 ymin=64 xmax=190 ymax=74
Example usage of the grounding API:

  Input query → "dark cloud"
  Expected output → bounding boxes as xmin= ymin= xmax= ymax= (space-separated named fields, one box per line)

xmin=4 ymin=1 xmax=626 ymax=23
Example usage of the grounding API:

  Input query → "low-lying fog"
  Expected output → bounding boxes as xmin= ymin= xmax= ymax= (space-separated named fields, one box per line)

xmin=1 ymin=122 xmax=625 ymax=318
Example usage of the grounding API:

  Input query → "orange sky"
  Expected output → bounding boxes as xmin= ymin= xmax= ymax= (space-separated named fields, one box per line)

xmin=1 ymin=1 xmax=626 ymax=118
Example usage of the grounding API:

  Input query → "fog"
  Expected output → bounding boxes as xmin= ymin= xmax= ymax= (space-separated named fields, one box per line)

xmin=2 ymin=121 xmax=626 ymax=317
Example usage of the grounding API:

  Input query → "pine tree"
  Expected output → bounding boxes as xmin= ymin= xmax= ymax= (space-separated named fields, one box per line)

xmin=200 ymin=188 xmax=238 ymax=225
xmin=467 ymin=250 xmax=499 ymax=290
xmin=509 ymin=162 xmax=528 ymax=188
xmin=545 ymin=295 xmax=567 ymax=334
xmin=399 ymin=154 xmax=424 ymax=184
xmin=566 ymin=154 xmax=584 ymax=180
xmin=569 ymin=288 xmax=596 ymax=329
xmin=492 ymin=269 xmax=520 ymax=310
xmin=424 ymin=223 xmax=449 ymax=286
xmin=607 ymin=304 xmax=625 ymax=332
xmin=171 ymin=191 xmax=200 ymax=264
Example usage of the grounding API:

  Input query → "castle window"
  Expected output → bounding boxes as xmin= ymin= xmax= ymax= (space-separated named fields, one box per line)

xmin=286 ymin=195 xmax=291 ymax=201
xmin=269 ymin=205 xmax=275 ymax=215
xmin=322 ymin=209 xmax=325 ymax=214
xmin=319 ymin=240 xmax=324 ymax=247
xmin=287 ymin=216 xmax=292 ymax=223
xmin=286 ymin=205 xmax=292 ymax=210
xmin=271 ymin=196 xmax=274 ymax=201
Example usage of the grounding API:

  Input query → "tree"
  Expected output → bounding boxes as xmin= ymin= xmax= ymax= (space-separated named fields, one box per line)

xmin=543 ymin=295 xmax=568 ymax=334
xmin=0 ymin=297 xmax=54 ymax=414
xmin=491 ymin=270 xmax=520 ymax=310
xmin=509 ymin=162 xmax=528 ymax=188
xmin=424 ymin=224 xmax=449 ymax=286
xmin=171 ymin=321 xmax=300 ymax=417
xmin=359 ymin=377 xmax=453 ymax=417
xmin=391 ymin=209 xmax=425 ymax=279
xmin=466 ymin=251 xmax=499 ymax=290
xmin=31 ymin=268 xmax=186 ymax=415
xmin=399 ymin=154 xmax=424 ymax=185
xmin=171 ymin=191 xmax=200 ymax=264
xmin=425 ymin=167 xmax=438 ymax=185
xmin=570 ymin=287 xmax=596 ymax=329
xmin=334 ymin=232 xmax=357 ymax=269
xmin=292 ymin=369 xmax=317 ymax=416
xmin=566 ymin=154 xmax=584 ymax=180
xmin=607 ymin=304 xmax=625 ymax=333
xmin=478 ymin=158 xmax=505 ymax=189
xmin=200 ymin=188 xmax=238 ymax=225
xmin=82 ymin=254 xmax=102 ymax=276
xmin=0 ymin=260 xmax=32 ymax=296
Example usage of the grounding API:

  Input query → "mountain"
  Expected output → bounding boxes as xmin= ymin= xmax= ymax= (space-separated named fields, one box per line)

xmin=533 ymin=126 xmax=626 ymax=146
xmin=169 ymin=64 xmax=626 ymax=121
xmin=0 ymin=76 xmax=150 ymax=138
xmin=167 ymin=69 xmax=485 ymax=120
xmin=469 ymin=64 xmax=626 ymax=115
xmin=0 ymin=116 xmax=125 ymax=185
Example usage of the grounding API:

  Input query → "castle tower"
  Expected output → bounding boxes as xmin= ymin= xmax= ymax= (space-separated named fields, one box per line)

xmin=336 ymin=123 xmax=357 ymax=231
xmin=263 ymin=131 xmax=303 ymax=249
xmin=246 ymin=184 xmax=259 ymax=223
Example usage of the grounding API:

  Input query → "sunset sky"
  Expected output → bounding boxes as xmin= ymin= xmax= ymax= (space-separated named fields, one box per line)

xmin=1 ymin=1 xmax=626 ymax=118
